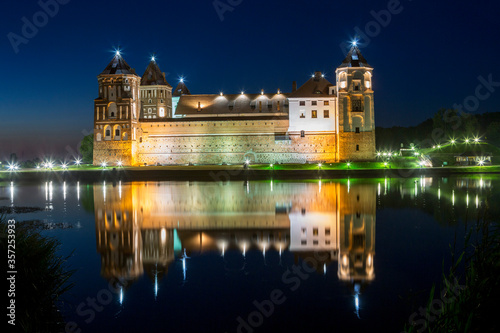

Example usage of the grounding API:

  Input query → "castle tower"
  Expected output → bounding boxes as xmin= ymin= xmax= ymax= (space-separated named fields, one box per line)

xmin=171 ymin=79 xmax=191 ymax=117
xmin=336 ymin=45 xmax=376 ymax=161
xmin=93 ymin=51 xmax=141 ymax=166
xmin=140 ymin=57 xmax=173 ymax=119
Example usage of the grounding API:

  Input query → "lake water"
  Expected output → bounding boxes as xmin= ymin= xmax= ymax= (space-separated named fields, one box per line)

xmin=2 ymin=175 xmax=495 ymax=333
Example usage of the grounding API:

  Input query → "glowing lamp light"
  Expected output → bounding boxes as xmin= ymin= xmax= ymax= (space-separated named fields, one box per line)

xmin=270 ymin=164 xmax=273 ymax=168
xmin=474 ymin=137 xmax=480 ymax=143
xmin=383 ymin=152 xmax=387 ymax=156
xmin=321 ymin=74 xmax=325 ymax=78
xmin=465 ymin=139 xmax=470 ymax=143
xmin=151 ymin=56 xmax=155 ymax=62
xmin=432 ymin=145 xmax=436 ymax=149
xmin=101 ymin=162 xmax=107 ymax=168
xmin=117 ymin=161 xmax=123 ymax=167
xmin=115 ymin=50 xmax=121 ymax=56
xmin=220 ymin=92 xmax=223 ymax=96
xmin=179 ymin=77 xmax=184 ymax=83
xmin=318 ymin=163 xmax=322 ymax=168
xmin=352 ymin=40 xmax=358 ymax=46
xmin=377 ymin=152 xmax=381 ymax=156
xmin=61 ymin=163 xmax=68 ymax=170
xmin=478 ymin=159 xmax=485 ymax=166
xmin=384 ymin=162 xmax=388 ymax=167
xmin=75 ymin=158 xmax=82 ymax=166
xmin=241 ymin=91 xmax=244 ymax=95
xmin=437 ymin=145 xmax=441 ymax=148
xmin=394 ymin=153 xmax=397 ymax=156
xmin=244 ymin=160 xmax=250 ymax=165
xmin=414 ymin=152 xmax=419 ymax=156
xmin=36 ymin=165 xmax=40 ymax=169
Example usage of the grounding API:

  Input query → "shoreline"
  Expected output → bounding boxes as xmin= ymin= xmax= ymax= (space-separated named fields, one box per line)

xmin=1 ymin=166 xmax=499 ymax=183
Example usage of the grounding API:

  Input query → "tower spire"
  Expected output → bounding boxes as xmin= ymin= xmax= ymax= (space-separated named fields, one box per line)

xmin=339 ymin=44 xmax=371 ymax=68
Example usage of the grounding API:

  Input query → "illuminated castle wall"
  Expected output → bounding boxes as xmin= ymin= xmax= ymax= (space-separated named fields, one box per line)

xmin=93 ymin=45 xmax=376 ymax=166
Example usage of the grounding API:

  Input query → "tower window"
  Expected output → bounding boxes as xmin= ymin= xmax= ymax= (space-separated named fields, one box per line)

xmin=356 ymin=127 xmax=360 ymax=133
xmin=149 ymin=99 xmax=152 ymax=104
xmin=301 ymin=130 xmax=305 ymax=138
xmin=105 ymin=130 xmax=111 ymax=137
xmin=115 ymin=129 xmax=120 ymax=136
xmin=148 ymin=108 xmax=152 ymax=114
xmin=352 ymin=100 xmax=363 ymax=112
xmin=324 ymin=110 xmax=329 ymax=118
xmin=356 ymin=144 xmax=360 ymax=151
xmin=110 ymin=112 xmax=115 ymax=117
xmin=312 ymin=110 xmax=317 ymax=118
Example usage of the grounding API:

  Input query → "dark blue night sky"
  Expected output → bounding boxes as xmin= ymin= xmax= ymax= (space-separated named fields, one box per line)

xmin=1 ymin=0 xmax=499 ymax=158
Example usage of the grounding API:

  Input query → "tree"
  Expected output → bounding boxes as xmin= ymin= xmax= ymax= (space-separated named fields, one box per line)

xmin=79 ymin=134 xmax=93 ymax=163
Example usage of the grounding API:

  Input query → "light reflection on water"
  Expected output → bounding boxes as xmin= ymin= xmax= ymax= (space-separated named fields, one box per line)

xmin=0 ymin=176 xmax=494 ymax=332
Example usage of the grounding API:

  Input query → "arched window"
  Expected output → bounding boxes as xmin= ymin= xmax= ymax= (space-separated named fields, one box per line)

xmin=96 ymin=133 xmax=102 ymax=141
xmin=300 ymin=130 xmax=305 ymax=138
xmin=108 ymin=103 xmax=117 ymax=118
xmin=104 ymin=125 xmax=112 ymax=140
xmin=113 ymin=125 xmax=121 ymax=140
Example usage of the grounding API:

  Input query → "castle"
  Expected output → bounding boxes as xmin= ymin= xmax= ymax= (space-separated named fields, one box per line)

xmin=93 ymin=44 xmax=375 ymax=166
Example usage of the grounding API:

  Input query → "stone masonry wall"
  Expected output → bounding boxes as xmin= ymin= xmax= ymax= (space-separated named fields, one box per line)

xmin=338 ymin=131 xmax=376 ymax=161
xmin=94 ymin=141 xmax=134 ymax=166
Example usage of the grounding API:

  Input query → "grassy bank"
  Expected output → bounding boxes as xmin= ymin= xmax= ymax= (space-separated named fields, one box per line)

xmin=0 ymin=216 xmax=74 ymax=332
xmin=402 ymin=213 xmax=500 ymax=332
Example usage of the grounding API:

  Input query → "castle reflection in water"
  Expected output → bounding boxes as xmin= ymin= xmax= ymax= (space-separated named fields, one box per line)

xmin=94 ymin=181 xmax=376 ymax=298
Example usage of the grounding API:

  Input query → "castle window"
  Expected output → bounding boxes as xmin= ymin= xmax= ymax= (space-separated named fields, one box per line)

xmin=353 ymin=82 xmax=361 ymax=91
xmin=324 ymin=110 xmax=329 ymax=118
xmin=299 ymin=101 xmax=305 ymax=106
xmin=356 ymin=144 xmax=360 ymax=151
xmin=324 ymin=101 xmax=329 ymax=106
xmin=312 ymin=110 xmax=317 ymax=118
xmin=161 ymin=99 xmax=164 ymax=103
xmin=356 ymin=127 xmax=360 ymax=133
xmin=277 ymin=101 xmax=280 ymax=111
xmin=148 ymin=108 xmax=152 ymax=114
xmin=159 ymin=108 xmax=165 ymax=117
xmin=115 ymin=129 xmax=120 ymax=136
xmin=149 ymin=99 xmax=152 ymax=104
xmin=311 ymin=101 xmax=317 ymax=106
xmin=301 ymin=130 xmax=305 ymax=138
xmin=352 ymin=99 xmax=363 ymax=112
xmin=259 ymin=101 xmax=262 ymax=111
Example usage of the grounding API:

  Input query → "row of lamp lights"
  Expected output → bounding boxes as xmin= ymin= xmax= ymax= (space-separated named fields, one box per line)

xmin=6 ymin=158 xmax=83 ymax=172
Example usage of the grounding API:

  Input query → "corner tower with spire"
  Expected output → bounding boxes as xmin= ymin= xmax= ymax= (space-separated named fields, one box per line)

xmin=336 ymin=44 xmax=376 ymax=161
xmin=93 ymin=51 xmax=141 ymax=165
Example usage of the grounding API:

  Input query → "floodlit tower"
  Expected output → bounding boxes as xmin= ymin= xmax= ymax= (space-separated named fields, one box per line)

xmin=93 ymin=51 xmax=141 ymax=165
xmin=336 ymin=44 xmax=376 ymax=161
xmin=140 ymin=57 xmax=173 ymax=119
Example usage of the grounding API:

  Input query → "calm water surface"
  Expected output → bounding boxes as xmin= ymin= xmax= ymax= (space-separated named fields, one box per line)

xmin=2 ymin=176 xmax=496 ymax=333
